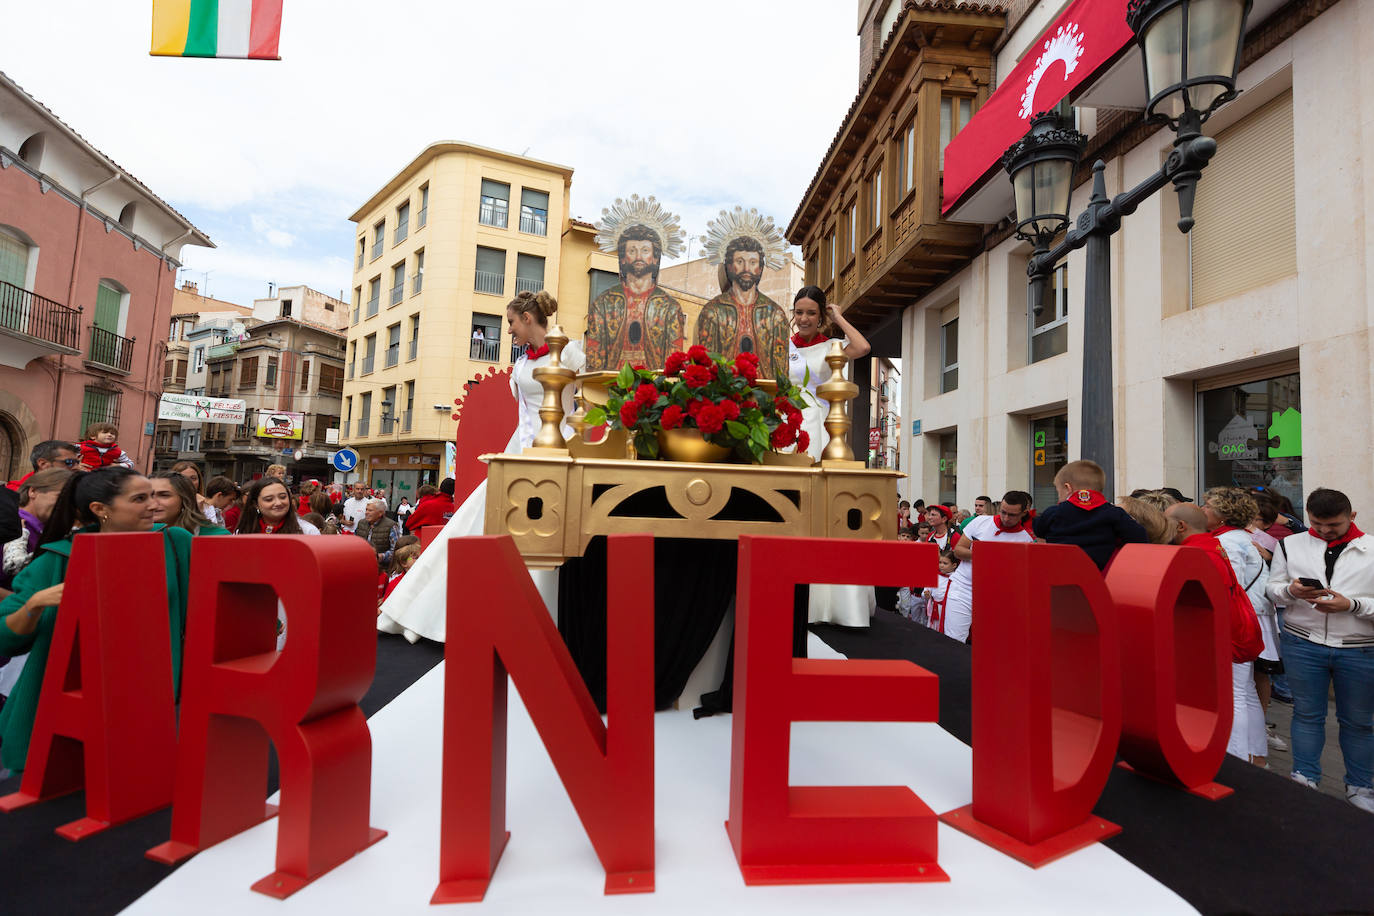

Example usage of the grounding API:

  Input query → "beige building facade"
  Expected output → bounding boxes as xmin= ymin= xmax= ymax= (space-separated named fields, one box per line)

xmin=343 ymin=142 xmax=616 ymax=498
xmin=888 ymin=0 xmax=1374 ymax=514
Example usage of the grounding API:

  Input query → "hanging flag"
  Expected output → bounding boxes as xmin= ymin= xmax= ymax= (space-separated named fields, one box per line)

xmin=150 ymin=0 xmax=283 ymax=59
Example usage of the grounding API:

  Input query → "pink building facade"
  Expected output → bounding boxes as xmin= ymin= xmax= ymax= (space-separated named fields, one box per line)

xmin=0 ymin=70 xmax=211 ymax=477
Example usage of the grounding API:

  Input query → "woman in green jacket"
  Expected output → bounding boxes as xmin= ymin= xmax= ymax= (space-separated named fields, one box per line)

xmin=0 ymin=468 xmax=191 ymax=774
xmin=150 ymin=472 xmax=230 ymax=536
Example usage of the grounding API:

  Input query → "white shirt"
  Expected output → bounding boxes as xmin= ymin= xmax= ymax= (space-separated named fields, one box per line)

xmin=342 ymin=497 xmax=369 ymax=531
xmin=951 ymin=514 xmax=1035 ymax=589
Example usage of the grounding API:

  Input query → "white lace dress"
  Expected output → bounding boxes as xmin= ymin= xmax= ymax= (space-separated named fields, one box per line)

xmin=376 ymin=342 xmax=585 ymax=642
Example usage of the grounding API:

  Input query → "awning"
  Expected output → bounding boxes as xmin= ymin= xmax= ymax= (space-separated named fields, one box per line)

xmin=942 ymin=0 xmax=1288 ymax=224
xmin=941 ymin=0 xmax=1135 ymax=221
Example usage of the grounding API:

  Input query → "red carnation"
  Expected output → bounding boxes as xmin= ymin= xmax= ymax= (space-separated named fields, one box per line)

xmin=687 ymin=397 xmax=710 ymax=418
xmin=787 ymin=407 xmax=803 ymax=430
xmin=687 ymin=344 xmax=711 ymax=366
xmin=665 ymin=351 xmax=688 ymax=376
xmin=720 ymin=399 xmax=740 ymax=421
xmin=737 ymin=363 xmax=758 ymax=385
xmin=661 ymin=405 xmax=684 ymax=430
xmin=696 ymin=404 xmax=726 ymax=435
xmin=619 ymin=402 xmax=640 ymax=427
xmin=796 ymin=431 xmax=811 ymax=452
xmin=682 ymin=364 xmax=712 ymax=388
xmin=735 ymin=350 xmax=759 ymax=367
xmin=771 ymin=425 xmax=796 ymax=448
xmin=635 ymin=382 xmax=657 ymax=405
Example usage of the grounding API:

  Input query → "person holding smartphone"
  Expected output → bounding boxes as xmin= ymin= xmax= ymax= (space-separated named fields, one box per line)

xmin=1266 ymin=487 xmax=1374 ymax=813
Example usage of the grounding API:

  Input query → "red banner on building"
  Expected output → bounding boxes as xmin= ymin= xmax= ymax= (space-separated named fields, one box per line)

xmin=941 ymin=0 xmax=1135 ymax=215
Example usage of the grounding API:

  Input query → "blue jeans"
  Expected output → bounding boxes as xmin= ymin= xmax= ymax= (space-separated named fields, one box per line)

xmin=1280 ymin=631 xmax=1374 ymax=788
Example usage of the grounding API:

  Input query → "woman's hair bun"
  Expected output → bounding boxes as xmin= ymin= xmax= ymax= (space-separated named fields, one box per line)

xmin=534 ymin=290 xmax=557 ymax=317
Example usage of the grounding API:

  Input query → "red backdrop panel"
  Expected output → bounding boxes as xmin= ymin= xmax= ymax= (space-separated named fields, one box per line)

xmin=0 ymin=533 xmax=177 ymax=840
xmin=1107 ymin=544 xmax=1233 ymax=797
xmin=145 ymin=535 xmax=385 ymax=899
xmin=727 ymin=535 xmax=946 ymax=885
xmin=435 ymin=534 xmax=654 ymax=902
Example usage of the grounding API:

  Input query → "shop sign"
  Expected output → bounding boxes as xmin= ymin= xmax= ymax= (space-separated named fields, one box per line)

xmin=158 ymin=393 xmax=246 ymax=424
xmin=255 ymin=411 xmax=304 ymax=440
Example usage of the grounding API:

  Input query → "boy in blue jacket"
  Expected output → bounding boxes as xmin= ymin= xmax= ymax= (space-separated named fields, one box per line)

xmin=1032 ymin=459 xmax=1148 ymax=570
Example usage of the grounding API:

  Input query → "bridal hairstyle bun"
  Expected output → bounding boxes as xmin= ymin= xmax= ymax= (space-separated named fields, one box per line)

xmin=508 ymin=290 xmax=558 ymax=326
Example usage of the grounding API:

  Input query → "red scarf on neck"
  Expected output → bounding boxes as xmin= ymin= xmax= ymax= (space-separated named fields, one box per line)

xmin=525 ymin=343 xmax=549 ymax=361
xmin=258 ymin=519 xmax=283 ymax=534
xmin=1311 ymin=523 xmax=1365 ymax=547
xmin=1211 ymin=524 xmax=1243 ymax=537
xmin=1066 ymin=489 xmax=1108 ymax=510
xmin=791 ymin=332 xmax=829 ymax=348
xmin=995 ymin=509 xmax=1035 ymax=533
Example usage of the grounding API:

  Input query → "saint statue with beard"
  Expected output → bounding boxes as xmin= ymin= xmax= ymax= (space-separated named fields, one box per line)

xmin=694 ymin=234 xmax=789 ymax=379
xmin=585 ymin=196 xmax=687 ymax=372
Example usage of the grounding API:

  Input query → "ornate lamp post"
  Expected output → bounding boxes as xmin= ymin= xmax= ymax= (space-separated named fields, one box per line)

xmin=1003 ymin=0 xmax=1252 ymax=497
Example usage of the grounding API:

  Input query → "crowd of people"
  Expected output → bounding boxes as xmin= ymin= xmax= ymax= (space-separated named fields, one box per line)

xmin=0 ymin=436 xmax=461 ymax=778
xmin=891 ymin=460 xmax=1372 ymax=814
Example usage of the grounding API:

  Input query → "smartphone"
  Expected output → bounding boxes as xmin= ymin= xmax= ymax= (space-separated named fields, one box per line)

xmin=1297 ymin=577 xmax=1325 ymax=589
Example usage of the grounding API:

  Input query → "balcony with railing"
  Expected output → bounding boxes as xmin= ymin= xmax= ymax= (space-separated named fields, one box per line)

xmin=371 ymin=236 xmax=384 ymax=261
xmin=417 ymin=206 xmax=427 ymax=228
xmin=385 ymin=345 xmax=399 ymax=368
xmin=470 ymin=338 xmax=499 ymax=361
xmin=0 ymin=279 xmax=82 ymax=367
xmin=366 ymin=294 xmax=380 ymax=318
xmin=390 ymin=283 xmax=404 ymax=306
xmin=474 ymin=270 xmax=505 ymax=296
xmin=381 ymin=415 xmax=396 ymax=435
xmin=347 ymin=359 xmax=355 ymax=380
xmin=357 ymin=417 xmax=370 ymax=437
xmin=87 ymin=325 xmax=135 ymax=374
xmin=342 ymin=419 xmax=350 ymax=438
xmin=408 ymin=338 xmax=418 ymax=360
xmin=519 ymin=212 xmax=548 ymax=236
xmin=402 ymin=409 xmax=412 ymax=433
xmin=412 ymin=272 xmax=423 ymax=294
xmin=351 ymin=306 xmax=360 ymax=325
xmin=362 ymin=355 xmax=376 ymax=374
xmin=208 ymin=341 xmax=238 ymax=359
xmin=510 ymin=343 xmax=527 ymax=363
xmin=478 ymin=200 xmax=508 ymax=228
xmin=514 ymin=276 xmax=543 ymax=296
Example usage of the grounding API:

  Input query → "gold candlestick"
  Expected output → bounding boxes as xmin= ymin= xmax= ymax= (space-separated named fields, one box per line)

xmin=815 ymin=339 xmax=862 ymax=467
xmin=529 ymin=324 xmax=576 ymax=452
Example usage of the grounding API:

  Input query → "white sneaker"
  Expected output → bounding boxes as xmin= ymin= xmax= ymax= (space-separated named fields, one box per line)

xmin=1347 ymin=786 xmax=1374 ymax=814
xmin=1291 ymin=772 xmax=1319 ymax=789
xmin=1266 ymin=726 xmax=1289 ymax=751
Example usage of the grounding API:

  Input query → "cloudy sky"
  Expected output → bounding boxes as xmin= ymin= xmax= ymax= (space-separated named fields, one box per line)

xmin=2 ymin=1 xmax=860 ymax=307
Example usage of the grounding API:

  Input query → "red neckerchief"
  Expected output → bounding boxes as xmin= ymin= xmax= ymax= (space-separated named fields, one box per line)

xmin=258 ymin=519 xmax=280 ymax=534
xmin=1211 ymin=524 xmax=1243 ymax=537
xmin=1311 ymin=523 xmax=1365 ymax=547
xmin=995 ymin=510 xmax=1034 ymax=534
xmin=525 ymin=343 xmax=549 ymax=360
xmin=791 ymin=332 xmax=829 ymax=348
xmin=1066 ymin=489 xmax=1108 ymax=510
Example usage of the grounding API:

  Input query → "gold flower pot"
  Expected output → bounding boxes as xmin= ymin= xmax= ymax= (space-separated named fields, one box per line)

xmin=656 ymin=428 xmax=732 ymax=463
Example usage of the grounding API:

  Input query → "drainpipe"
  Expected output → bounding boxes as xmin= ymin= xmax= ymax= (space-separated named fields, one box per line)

xmin=50 ymin=170 xmax=121 ymax=438
xmin=138 ymin=253 xmax=168 ymax=472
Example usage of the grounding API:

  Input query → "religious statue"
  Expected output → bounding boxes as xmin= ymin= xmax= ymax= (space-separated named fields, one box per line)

xmin=694 ymin=207 xmax=790 ymax=379
xmin=584 ymin=195 xmax=687 ymax=372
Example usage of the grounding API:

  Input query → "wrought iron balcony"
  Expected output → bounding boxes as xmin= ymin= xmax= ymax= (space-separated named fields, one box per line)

xmin=385 ymin=345 xmax=399 ymax=368
xmin=362 ymin=355 xmax=375 ymax=374
xmin=87 ymin=325 xmax=135 ymax=374
xmin=366 ymin=295 xmax=379 ymax=318
xmin=519 ymin=212 xmax=548 ymax=236
xmin=478 ymin=201 xmax=508 ymax=228
xmin=514 ymin=276 xmax=543 ymax=295
xmin=0 ymin=279 xmax=81 ymax=366
xmin=474 ymin=270 xmax=504 ymax=296
xmin=390 ymin=284 xmax=404 ymax=306
xmin=357 ymin=417 xmax=370 ymax=437
xmin=408 ymin=338 xmax=418 ymax=360
xmin=402 ymin=409 xmax=412 ymax=433
xmin=470 ymin=338 xmax=499 ymax=362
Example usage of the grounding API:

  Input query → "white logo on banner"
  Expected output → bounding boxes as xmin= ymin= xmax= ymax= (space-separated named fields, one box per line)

xmin=1019 ymin=22 xmax=1086 ymax=120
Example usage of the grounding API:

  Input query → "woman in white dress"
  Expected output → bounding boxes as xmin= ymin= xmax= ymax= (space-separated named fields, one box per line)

xmin=788 ymin=286 xmax=876 ymax=627
xmin=377 ymin=290 xmax=584 ymax=643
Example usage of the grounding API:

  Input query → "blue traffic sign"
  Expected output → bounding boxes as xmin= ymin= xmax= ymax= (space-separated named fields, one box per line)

xmin=331 ymin=447 xmax=360 ymax=473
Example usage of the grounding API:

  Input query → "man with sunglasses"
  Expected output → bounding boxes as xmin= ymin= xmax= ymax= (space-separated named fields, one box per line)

xmin=6 ymin=441 xmax=82 ymax=495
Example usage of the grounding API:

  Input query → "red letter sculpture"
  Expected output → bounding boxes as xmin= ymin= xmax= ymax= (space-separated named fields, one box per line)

xmin=727 ymin=535 xmax=946 ymax=885
xmin=434 ymin=534 xmax=654 ymax=902
xmin=146 ymin=535 xmax=385 ymax=899
xmin=941 ymin=541 xmax=1122 ymax=867
xmin=1107 ymin=544 xmax=1234 ymax=798
xmin=0 ymin=533 xmax=177 ymax=840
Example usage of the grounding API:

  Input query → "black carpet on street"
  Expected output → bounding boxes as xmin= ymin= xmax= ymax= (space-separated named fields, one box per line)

xmin=3 ymin=616 xmax=1372 ymax=915
xmin=813 ymin=611 xmax=1374 ymax=916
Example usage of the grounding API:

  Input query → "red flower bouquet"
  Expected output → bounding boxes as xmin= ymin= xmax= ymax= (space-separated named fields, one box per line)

xmin=584 ymin=350 xmax=808 ymax=461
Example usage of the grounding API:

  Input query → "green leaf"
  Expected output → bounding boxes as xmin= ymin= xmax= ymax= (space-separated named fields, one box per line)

xmin=584 ymin=406 xmax=607 ymax=427
xmin=725 ymin=420 xmax=749 ymax=439
xmin=616 ymin=364 xmax=635 ymax=389
xmin=750 ymin=425 xmax=769 ymax=448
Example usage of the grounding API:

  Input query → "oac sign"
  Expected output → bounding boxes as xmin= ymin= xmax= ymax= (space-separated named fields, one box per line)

xmin=0 ymin=534 xmax=1237 ymax=902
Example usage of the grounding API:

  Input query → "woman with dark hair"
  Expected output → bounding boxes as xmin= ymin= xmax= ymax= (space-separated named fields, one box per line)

xmin=0 ymin=468 xmax=192 ymax=774
xmin=150 ymin=472 xmax=229 ymax=536
xmin=3 ymin=467 xmax=74 ymax=586
xmin=308 ymin=491 xmax=341 ymax=534
xmin=377 ymin=290 xmax=584 ymax=642
xmin=789 ymin=285 xmax=870 ymax=462
xmin=235 ymin=477 xmax=320 ymax=535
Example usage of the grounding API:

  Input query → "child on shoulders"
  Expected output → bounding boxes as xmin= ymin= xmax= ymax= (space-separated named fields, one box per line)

xmin=77 ymin=422 xmax=135 ymax=470
xmin=1032 ymin=459 xmax=1148 ymax=570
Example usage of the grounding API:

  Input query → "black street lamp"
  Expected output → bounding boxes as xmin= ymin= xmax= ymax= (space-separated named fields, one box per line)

xmin=1004 ymin=0 xmax=1252 ymax=497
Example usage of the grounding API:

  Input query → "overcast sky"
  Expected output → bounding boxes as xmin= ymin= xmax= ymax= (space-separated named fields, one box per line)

xmin=2 ymin=1 xmax=859 ymax=307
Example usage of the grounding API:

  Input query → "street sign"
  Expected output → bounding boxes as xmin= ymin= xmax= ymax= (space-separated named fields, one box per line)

xmin=911 ymin=420 xmax=921 ymax=436
xmin=331 ymin=448 xmax=359 ymax=473
xmin=293 ymin=449 xmax=304 ymax=462
xmin=868 ymin=428 xmax=881 ymax=449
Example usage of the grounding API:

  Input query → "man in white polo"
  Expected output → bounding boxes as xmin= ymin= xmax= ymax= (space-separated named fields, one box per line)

xmin=947 ymin=491 xmax=1035 ymax=643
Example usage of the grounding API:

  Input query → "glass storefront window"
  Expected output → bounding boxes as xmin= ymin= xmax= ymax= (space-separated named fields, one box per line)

xmin=1198 ymin=371 xmax=1302 ymax=517
xmin=938 ymin=432 xmax=958 ymax=506
xmin=1030 ymin=414 xmax=1069 ymax=510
